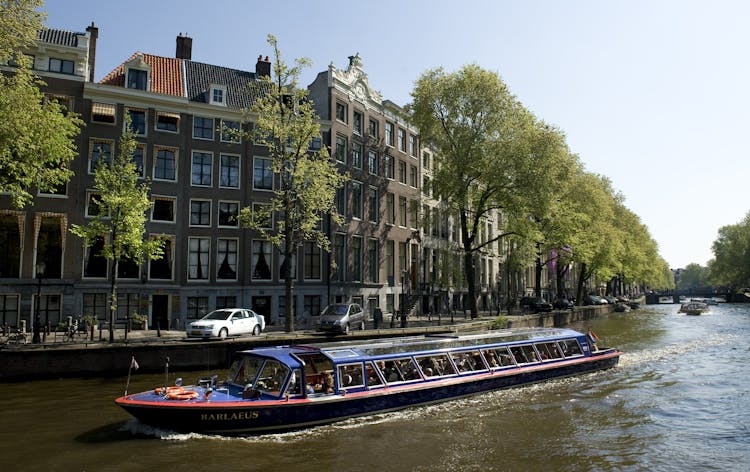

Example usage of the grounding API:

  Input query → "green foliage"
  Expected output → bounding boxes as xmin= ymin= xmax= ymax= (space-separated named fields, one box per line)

xmin=240 ymin=35 xmax=347 ymax=332
xmin=490 ymin=315 xmax=507 ymax=330
xmin=677 ymin=263 xmax=709 ymax=290
xmin=0 ymin=0 xmax=83 ymax=208
xmin=708 ymin=211 xmax=750 ymax=288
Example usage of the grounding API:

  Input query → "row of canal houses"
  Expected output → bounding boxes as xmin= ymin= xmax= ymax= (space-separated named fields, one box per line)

xmin=0 ymin=23 xmax=581 ymax=331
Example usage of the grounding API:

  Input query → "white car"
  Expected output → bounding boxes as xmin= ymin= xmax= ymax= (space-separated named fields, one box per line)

xmin=187 ymin=308 xmax=265 ymax=340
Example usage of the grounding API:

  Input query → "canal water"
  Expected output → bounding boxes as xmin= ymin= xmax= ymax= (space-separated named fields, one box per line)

xmin=1 ymin=303 xmax=748 ymax=471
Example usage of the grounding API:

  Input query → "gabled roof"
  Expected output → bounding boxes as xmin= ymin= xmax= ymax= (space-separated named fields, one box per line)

xmin=100 ymin=52 xmax=184 ymax=97
xmin=37 ymin=28 xmax=82 ymax=47
xmin=99 ymin=53 xmax=266 ymax=108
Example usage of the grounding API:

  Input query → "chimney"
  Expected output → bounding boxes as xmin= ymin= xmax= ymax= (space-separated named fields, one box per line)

xmin=256 ymin=55 xmax=271 ymax=78
xmin=85 ymin=21 xmax=98 ymax=82
xmin=176 ymin=33 xmax=192 ymax=60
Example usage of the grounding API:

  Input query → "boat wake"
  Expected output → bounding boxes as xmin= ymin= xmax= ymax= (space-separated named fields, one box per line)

xmin=618 ymin=332 xmax=737 ymax=367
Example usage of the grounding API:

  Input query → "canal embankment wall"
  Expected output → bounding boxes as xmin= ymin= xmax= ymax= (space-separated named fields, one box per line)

xmin=0 ymin=305 xmax=614 ymax=382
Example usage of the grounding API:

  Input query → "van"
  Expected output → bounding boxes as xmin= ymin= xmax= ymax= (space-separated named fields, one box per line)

xmin=317 ymin=303 xmax=365 ymax=334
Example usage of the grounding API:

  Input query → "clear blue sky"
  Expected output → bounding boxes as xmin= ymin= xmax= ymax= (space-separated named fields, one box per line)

xmin=44 ymin=0 xmax=750 ymax=269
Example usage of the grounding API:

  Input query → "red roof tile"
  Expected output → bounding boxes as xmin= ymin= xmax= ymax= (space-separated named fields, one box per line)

xmin=99 ymin=53 xmax=184 ymax=97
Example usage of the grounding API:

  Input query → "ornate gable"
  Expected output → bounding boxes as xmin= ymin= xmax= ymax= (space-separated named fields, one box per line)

xmin=330 ymin=53 xmax=382 ymax=106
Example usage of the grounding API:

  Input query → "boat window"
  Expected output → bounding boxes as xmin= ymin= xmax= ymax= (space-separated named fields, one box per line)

xmin=535 ymin=342 xmax=564 ymax=360
xmin=482 ymin=347 xmax=515 ymax=368
xmin=285 ymin=368 xmax=303 ymax=397
xmin=327 ymin=349 xmax=359 ymax=359
xmin=381 ymin=357 xmax=421 ymax=383
xmin=449 ymin=350 xmax=486 ymax=374
xmin=229 ymin=356 xmax=265 ymax=386
xmin=510 ymin=345 xmax=540 ymax=364
xmin=254 ymin=359 xmax=290 ymax=396
xmin=559 ymin=339 xmax=583 ymax=357
xmin=416 ymin=354 xmax=457 ymax=378
xmin=365 ymin=361 xmax=385 ymax=388
xmin=338 ymin=363 xmax=365 ymax=389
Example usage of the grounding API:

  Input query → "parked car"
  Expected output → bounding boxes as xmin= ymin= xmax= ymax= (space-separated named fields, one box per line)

xmin=317 ymin=303 xmax=365 ymax=334
xmin=187 ymin=308 xmax=265 ymax=340
xmin=584 ymin=295 xmax=608 ymax=305
xmin=519 ymin=297 xmax=553 ymax=313
xmin=603 ymin=296 xmax=617 ymax=305
xmin=553 ymin=298 xmax=574 ymax=310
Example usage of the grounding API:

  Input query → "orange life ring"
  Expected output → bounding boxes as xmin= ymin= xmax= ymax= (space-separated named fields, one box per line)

xmin=155 ymin=386 xmax=184 ymax=396
xmin=167 ymin=390 xmax=199 ymax=401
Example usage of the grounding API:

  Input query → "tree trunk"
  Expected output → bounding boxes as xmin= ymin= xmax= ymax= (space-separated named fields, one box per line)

xmin=575 ymin=262 xmax=587 ymax=306
xmin=534 ymin=248 xmax=543 ymax=298
xmin=284 ymin=201 xmax=295 ymax=333
xmin=109 ymin=255 xmax=118 ymax=343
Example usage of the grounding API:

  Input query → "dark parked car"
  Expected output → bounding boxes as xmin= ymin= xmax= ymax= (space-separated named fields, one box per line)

xmin=317 ymin=303 xmax=365 ymax=334
xmin=520 ymin=297 xmax=553 ymax=313
xmin=553 ymin=298 xmax=574 ymax=310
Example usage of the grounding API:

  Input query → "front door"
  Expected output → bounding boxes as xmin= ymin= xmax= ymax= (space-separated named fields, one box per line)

xmin=252 ymin=296 xmax=271 ymax=323
xmin=152 ymin=294 xmax=169 ymax=330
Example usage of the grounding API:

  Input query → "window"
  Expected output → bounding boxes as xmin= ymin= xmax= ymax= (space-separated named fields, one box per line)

xmin=156 ymin=111 xmax=179 ymax=132
xmin=127 ymin=68 xmax=148 ymax=90
xmin=91 ymin=103 xmax=115 ymax=124
xmin=409 ymin=134 xmax=417 ymax=156
xmin=367 ymin=150 xmax=378 ymax=175
xmin=398 ymin=128 xmax=405 ymax=152
xmin=398 ymin=160 xmax=407 ymax=183
xmin=218 ymin=201 xmax=239 ymax=227
xmin=187 ymin=296 xmax=209 ymax=320
xmin=333 ymin=233 xmax=345 ymax=282
xmin=253 ymin=156 xmax=273 ymax=190
xmin=0 ymin=294 xmax=19 ymax=325
xmin=133 ymin=144 xmax=145 ymax=177
xmin=309 ymin=135 xmax=323 ymax=151
xmin=335 ymin=135 xmax=347 ymax=163
xmin=154 ymin=147 xmax=177 ymax=181
xmin=83 ymin=236 xmax=107 ymax=278
xmin=216 ymin=296 xmax=236 ymax=309
xmin=367 ymin=239 xmax=378 ymax=283
xmin=351 ymin=236 xmax=362 ymax=282
xmin=410 ymin=165 xmax=418 ymax=188
xmin=85 ymin=191 xmax=106 ymax=218
xmin=410 ymin=200 xmax=418 ymax=229
xmin=0 ymin=214 xmax=21 ymax=278
xmin=83 ymin=293 xmax=107 ymax=321
xmin=385 ymin=155 xmax=394 ymax=179
xmin=36 ymin=216 xmax=63 ymax=278
xmin=210 ymin=85 xmax=226 ymax=106
xmin=193 ymin=116 xmax=214 ymax=140
xmin=188 ymin=237 xmax=210 ymax=280
xmin=217 ymin=238 xmax=238 ymax=280
xmin=368 ymin=187 xmax=378 ymax=223
xmin=191 ymin=151 xmax=213 ymax=186
xmin=386 ymin=293 xmax=394 ymax=313
xmin=351 ymin=181 xmax=363 ymax=219
xmin=385 ymin=122 xmax=394 ymax=146
xmin=152 ymin=196 xmax=176 ymax=222
xmin=386 ymin=240 xmax=394 ymax=282
xmin=127 ymin=108 xmax=146 ymax=135
xmin=335 ymin=186 xmax=345 ymax=216
xmin=118 ymin=252 xmax=140 ymax=279
xmin=190 ymin=200 xmax=211 ymax=227
xmin=304 ymin=242 xmax=321 ymax=280
xmin=217 ymin=154 xmax=240 ymax=188
xmin=116 ymin=293 xmax=140 ymax=320
xmin=89 ymin=140 xmax=112 ymax=173
xmin=398 ymin=242 xmax=407 ymax=277
xmin=398 ymin=196 xmax=407 ymax=227
xmin=335 ymin=102 xmax=347 ymax=122
xmin=423 ymin=176 xmax=431 ymax=198
xmin=353 ymin=111 xmax=363 ymax=134
xmin=149 ymin=237 xmax=173 ymax=279
xmin=49 ymin=58 xmax=74 ymax=74
xmin=221 ymin=120 xmax=241 ymax=143
xmin=423 ymin=151 xmax=431 ymax=170
xmin=386 ymin=193 xmax=394 ymax=225
xmin=252 ymin=202 xmax=273 ymax=229
xmin=304 ymin=295 xmax=321 ymax=317
xmin=251 ymin=240 xmax=272 ymax=280
xmin=279 ymin=250 xmax=296 ymax=281
xmin=352 ymin=143 xmax=362 ymax=169
xmin=368 ymin=119 xmax=378 ymax=138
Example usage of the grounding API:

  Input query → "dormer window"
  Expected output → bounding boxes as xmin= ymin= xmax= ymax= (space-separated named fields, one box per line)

xmin=127 ymin=69 xmax=148 ymax=90
xmin=210 ymin=85 xmax=227 ymax=106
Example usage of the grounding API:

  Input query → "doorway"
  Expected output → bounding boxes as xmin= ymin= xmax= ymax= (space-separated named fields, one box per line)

xmin=152 ymin=294 xmax=169 ymax=330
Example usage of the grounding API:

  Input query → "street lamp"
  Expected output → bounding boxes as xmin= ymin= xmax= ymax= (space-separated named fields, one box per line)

xmin=34 ymin=261 xmax=46 ymax=343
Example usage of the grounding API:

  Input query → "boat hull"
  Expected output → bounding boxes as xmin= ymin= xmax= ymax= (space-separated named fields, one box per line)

xmin=116 ymin=350 xmax=620 ymax=435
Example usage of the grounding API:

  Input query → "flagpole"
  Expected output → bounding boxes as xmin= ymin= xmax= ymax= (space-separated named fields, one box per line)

xmin=125 ymin=355 xmax=138 ymax=395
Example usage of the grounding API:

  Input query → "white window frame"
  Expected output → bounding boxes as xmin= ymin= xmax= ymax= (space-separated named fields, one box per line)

xmin=217 ymin=200 xmax=240 ymax=228
xmin=189 ymin=198 xmax=212 ymax=228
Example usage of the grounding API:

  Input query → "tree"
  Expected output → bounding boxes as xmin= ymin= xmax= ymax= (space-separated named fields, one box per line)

xmin=708 ymin=211 xmax=750 ymax=290
xmin=70 ymin=116 xmax=164 ymax=342
xmin=0 ymin=0 xmax=82 ymax=208
xmin=677 ymin=263 xmax=709 ymax=292
xmin=240 ymin=35 xmax=347 ymax=332
xmin=409 ymin=64 xmax=541 ymax=318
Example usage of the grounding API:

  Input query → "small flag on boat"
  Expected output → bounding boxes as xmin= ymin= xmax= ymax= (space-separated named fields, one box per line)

xmin=130 ymin=356 xmax=139 ymax=371
xmin=587 ymin=329 xmax=599 ymax=344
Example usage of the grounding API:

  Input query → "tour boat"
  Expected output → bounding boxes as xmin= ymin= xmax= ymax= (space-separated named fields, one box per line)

xmin=115 ymin=327 xmax=621 ymax=435
xmin=679 ymin=301 xmax=709 ymax=315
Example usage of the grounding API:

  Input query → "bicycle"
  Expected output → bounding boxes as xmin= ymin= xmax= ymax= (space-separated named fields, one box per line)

xmin=64 ymin=319 xmax=80 ymax=342
xmin=3 ymin=328 xmax=27 ymax=345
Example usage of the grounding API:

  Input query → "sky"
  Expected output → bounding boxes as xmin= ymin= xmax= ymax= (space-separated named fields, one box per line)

xmin=43 ymin=0 xmax=750 ymax=269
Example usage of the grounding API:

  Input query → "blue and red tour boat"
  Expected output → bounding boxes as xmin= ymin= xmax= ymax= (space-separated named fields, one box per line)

xmin=115 ymin=327 xmax=621 ymax=435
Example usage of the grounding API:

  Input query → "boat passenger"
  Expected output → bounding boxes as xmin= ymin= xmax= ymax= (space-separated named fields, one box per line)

xmin=321 ymin=372 xmax=334 ymax=393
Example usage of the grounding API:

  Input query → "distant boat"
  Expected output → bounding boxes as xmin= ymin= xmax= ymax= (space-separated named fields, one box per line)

xmin=614 ymin=303 xmax=631 ymax=313
xmin=679 ymin=301 xmax=709 ymax=316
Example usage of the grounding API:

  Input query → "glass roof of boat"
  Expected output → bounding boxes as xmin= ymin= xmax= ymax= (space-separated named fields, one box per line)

xmin=308 ymin=328 xmax=580 ymax=358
